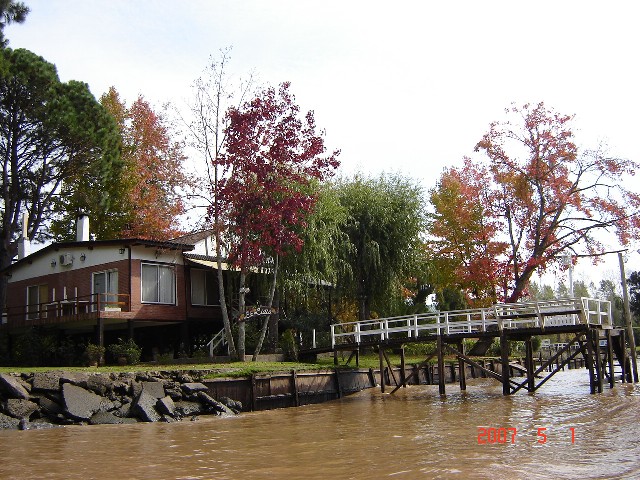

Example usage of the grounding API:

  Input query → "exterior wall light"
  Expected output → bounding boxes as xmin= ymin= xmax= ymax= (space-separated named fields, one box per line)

xmin=51 ymin=259 xmax=56 ymax=267
xmin=80 ymin=253 xmax=86 ymax=261
xmin=119 ymin=247 xmax=126 ymax=254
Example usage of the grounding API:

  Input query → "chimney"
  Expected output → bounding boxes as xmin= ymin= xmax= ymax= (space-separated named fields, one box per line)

xmin=17 ymin=212 xmax=30 ymax=260
xmin=76 ymin=213 xmax=90 ymax=242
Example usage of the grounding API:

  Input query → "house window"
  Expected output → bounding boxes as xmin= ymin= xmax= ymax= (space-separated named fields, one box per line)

xmin=27 ymin=284 xmax=48 ymax=320
xmin=141 ymin=263 xmax=176 ymax=304
xmin=93 ymin=270 xmax=119 ymax=309
xmin=191 ymin=269 xmax=220 ymax=306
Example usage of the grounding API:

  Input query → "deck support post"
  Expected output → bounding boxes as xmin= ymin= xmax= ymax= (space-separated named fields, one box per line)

xmin=500 ymin=332 xmax=510 ymax=395
xmin=525 ymin=337 xmax=535 ymax=393
xmin=378 ymin=345 xmax=385 ymax=393
xmin=584 ymin=331 xmax=597 ymax=394
xmin=437 ymin=335 xmax=446 ymax=395
xmin=400 ymin=346 xmax=407 ymax=389
xmin=457 ymin=341 xmax=466 ymax=391
xmin=606 ymin=329 xmax=615 ymax=389
xmin=592 ymin=330 xmax=604 ymax=393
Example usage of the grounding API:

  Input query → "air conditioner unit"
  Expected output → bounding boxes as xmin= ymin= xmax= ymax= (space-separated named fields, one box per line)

xmin=59 ymin=253 xmax=74 ymax=266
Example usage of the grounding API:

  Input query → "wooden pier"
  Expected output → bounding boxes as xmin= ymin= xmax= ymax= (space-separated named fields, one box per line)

xmin=321 ymin=297 xmax=636 ymax=395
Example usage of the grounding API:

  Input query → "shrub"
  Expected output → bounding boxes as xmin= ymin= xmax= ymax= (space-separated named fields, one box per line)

xmin=84 ymin=343 xmax=105 ymax=366
xmin=107 ymin=338 xmax=142 ymax=365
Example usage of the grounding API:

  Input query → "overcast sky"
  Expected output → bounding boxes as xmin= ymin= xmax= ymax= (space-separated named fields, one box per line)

xmin=6 ymin=0 xmax=640 ymax=285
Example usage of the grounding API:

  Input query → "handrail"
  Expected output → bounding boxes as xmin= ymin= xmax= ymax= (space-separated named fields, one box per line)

xmin=3 ymin=293 xmax=132 ymax=328
xmin=330 ymin=297 xmax=612 ymax=346
xmin=207 ymin=328 xmax=228 ymax=357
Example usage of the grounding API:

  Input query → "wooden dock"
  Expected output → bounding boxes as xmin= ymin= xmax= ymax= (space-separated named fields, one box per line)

xmin=311 ymin=297 xmax=636 ymax=395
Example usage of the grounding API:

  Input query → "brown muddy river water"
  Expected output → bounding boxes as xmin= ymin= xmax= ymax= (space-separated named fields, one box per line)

xmin=1 ymin=368 xmax=639 ymax=479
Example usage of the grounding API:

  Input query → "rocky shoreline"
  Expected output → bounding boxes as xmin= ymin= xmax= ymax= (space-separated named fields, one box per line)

xmin=0 ymin=371 xmax=242 ymax=430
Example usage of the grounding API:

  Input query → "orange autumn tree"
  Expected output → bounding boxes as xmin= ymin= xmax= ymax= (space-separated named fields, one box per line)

xmin=428 ymin=158 xmax=507 ymax=306
xmin=430 ymin=102 xmax=640 ymax=303
xmin=100 ymin=87 xmax=189 ymax=239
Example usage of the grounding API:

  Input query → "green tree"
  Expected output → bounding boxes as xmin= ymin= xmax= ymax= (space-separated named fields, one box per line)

xmin=332 ymin=173 xmax=426 ymax=320
xmin=0 ymin=48 xmax=120 ymax=307
xmin=0 ymin=0 xmax=29 ymax=47
xmin=629 ymin=271 xmax=640 ymax=322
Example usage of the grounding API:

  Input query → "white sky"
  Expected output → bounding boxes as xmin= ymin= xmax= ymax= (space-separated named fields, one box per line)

xmin=6 ymin=0 xmax=640 ymax=287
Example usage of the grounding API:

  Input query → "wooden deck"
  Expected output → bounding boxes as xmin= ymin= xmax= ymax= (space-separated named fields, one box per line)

xmin=311 ymin=297 xmax=636 ymax=395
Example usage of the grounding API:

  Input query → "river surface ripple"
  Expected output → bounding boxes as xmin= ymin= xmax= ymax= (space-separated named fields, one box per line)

xmin=1 ymin=368 xmax=639 ymax=480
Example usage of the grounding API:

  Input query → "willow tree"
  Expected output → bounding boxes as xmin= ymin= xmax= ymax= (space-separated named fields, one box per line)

xmin=332 ymin=174 xmax=426 ymax=321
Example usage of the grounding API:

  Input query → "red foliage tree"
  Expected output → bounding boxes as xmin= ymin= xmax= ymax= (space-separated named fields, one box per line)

xmin=430 ymin=102 xmax=640 ymax=302
xmin=214 ymin=82 xmax=340 ymax=357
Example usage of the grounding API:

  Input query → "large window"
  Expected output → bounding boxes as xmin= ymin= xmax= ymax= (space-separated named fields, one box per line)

xmin=93 ymin=270 xmax=119 ymax=309
xmin=142 ymin=263 xmax=176 ymax=304
xmin=191 ymin=269 xmax=220 ymax=306
xmin=27 ymin=284 xmax=48 ymax=320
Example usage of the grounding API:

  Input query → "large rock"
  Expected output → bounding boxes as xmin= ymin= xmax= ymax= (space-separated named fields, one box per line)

xmin=32 ymin=372 xmax=62 ymax=392
xmin=0 ymin=373 xmax=30 ymax=399
xmin=89 ymin=411 xmax=137 ymax=425
xmin=133 ymin=391 xmax=161 ymax=422
xmin=174 ymin=401 xmax=204 ymax=417
xmin=197 ymin=392 xmax=235 ymax=416
xmin=156 ymin=396 xmax=176 ymax=417
xmin=181 ymin=382 xmax=209 ymax=394
xmin=3 ymin=398 xmax=39 ymax=419
xmin=37 ymin=396 xmax=63 ymax=416
xmin=141 ymin=381 xmax=165 ymax=399
xmin=62 ymin=383 xmax=105 ymax=421
xmin=0 ymin=412 xmax=20 ymax=429
xmin=85 ymin=375 xmax=113 ymax=396
xmin=220 ymin=397 xmax=243 ymax=412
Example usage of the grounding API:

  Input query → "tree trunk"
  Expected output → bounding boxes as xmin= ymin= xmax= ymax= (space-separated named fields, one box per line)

xmin=237 ymin=269 xmax=247 ymax=361
xmin=214 ymin=231 xmax=237 ymax=358
xmin=253 ymin=255 xmax=278 ymax=360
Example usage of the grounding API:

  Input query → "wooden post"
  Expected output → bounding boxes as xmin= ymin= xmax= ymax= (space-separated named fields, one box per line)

xmin=525 ymin=337 xmax=535 ymax=393
xmin=368 ymin=367 xmax=376 ymax=387
xmin=250 ymin=373 xmax=258 ymax=411
xmin=457 ymin=341 xmax=466 ymax=391
xmin=606 ymin=329 xmax=615 ymax=389
xmin=584 ymin=332 xmax=596 ymax=394
xmin=355 ymin=348 xmax=360 ymax=367
xmin=400 ymin=346 xmax=407 ymax=389
xmin=334 ymin=368 xmax=343 ymax=399
xmin=437 ymin=335 xmax=446 ymax=395
xmin=593 ymin=330 xmax=603 ymax=393
xmin=292 ymin=370 xmax=300 ymax=406
xmin=378 ymin=345 xmax=385 ymax=393
xmin=333 ymin=349 xmax=338 ymax=366
xmin=500 ymin=332 xmax=510 ymax=395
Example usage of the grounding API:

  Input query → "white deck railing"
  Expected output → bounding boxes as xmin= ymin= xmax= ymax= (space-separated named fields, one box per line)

xmin=330 ymin=297 xmax=611 ymax=348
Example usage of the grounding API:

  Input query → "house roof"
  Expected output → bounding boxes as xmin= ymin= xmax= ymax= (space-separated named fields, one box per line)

xmin=170 ymin=230 xmax=214 ymax=246
xmin=5 ymin=238 xmax=195 ymax=273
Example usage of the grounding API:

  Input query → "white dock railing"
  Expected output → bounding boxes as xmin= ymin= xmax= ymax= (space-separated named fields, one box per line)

xmin=330 ymin=297 xmax=611 ymax=348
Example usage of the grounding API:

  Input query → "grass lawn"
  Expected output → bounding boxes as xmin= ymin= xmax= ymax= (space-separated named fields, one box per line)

xmin=0 ymin=351 xmax=467 ymax=379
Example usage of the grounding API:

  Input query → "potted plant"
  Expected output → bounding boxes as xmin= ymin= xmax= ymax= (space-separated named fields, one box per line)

xmin=107 ymin=338 xmax=142 ymax=365
xmin=85 ymin=343 xmax=105 ymax=367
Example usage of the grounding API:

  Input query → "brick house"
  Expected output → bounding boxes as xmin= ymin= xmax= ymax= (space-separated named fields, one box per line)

xmin=1 ymin=215 xmax=236 ymax=359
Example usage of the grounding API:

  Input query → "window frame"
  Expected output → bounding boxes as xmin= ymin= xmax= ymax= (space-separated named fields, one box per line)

xmin=190 ymin=268 xmax=220 ymax=307
xmin=141 ymin=262 xmax=177 ymax=305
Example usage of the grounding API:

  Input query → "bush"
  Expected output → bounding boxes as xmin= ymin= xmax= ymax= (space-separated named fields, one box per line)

xmin=280 ymin=329 xmax=298 ymax=361
xmin=84 ymin=343 xmax=105 ymax=366
xmin=107 ymin=338 xmax=142 ymax=365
